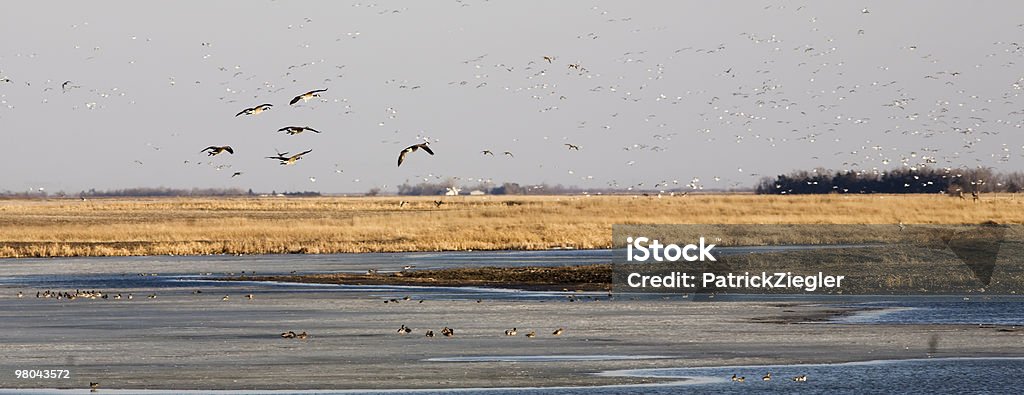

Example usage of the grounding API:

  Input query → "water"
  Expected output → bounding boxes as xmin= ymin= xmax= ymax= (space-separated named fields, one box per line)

xmin=5 ymin=358 xmax=1021 ymax=394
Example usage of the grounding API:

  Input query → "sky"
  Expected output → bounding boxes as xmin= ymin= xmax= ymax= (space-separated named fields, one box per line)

xmin=1 ymin=1 xmax=1022 ymax=194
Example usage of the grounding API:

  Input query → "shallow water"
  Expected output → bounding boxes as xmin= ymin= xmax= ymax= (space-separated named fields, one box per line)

xmin=5 ymin=358 xmax=1021 ymax=394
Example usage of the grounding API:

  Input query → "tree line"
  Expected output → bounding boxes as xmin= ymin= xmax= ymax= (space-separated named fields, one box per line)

xmin=755 ymin=168 xmax=1024 ymax=195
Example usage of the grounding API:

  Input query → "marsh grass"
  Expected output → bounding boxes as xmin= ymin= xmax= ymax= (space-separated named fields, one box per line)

xmin=0 ymin=194 xmax=1021 ymax=258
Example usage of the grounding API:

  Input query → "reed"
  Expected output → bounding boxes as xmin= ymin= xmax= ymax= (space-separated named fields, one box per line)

xmin=0 ymin=194 xmax=1020 ymax=258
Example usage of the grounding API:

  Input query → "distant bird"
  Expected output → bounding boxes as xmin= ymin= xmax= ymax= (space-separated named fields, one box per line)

xmin=565 ymin=143 xmax=580 ymax=150
xmin=221 ymin=295 xmax=230 ymax=301
xmin=503 ymin=151 xmax=514 ymax=158
xmin=231 ymin=172 xmax=243 ymax=178
xmin=16 ymin=291 xmax=23 ymax=298
xmin=552 ymin=328 xmax=564 ymax=336
xmin=267 ymin=149 xmax=313 ymax=165
xmin=434 ymin=200 xmax=444 ymax=207
xmin=504 ymin=328 xmax=518 ymax=336
xmin=425 ymin=330 xmax=435 ymax=337
xmin=201 ymin=146 xmax=234 ymax=156
xmin=481 ymin=150 xmax=494 ymax=156
xmin=295 ymin=331 xmax=308 ymax=339
xmin=246 ymin=294 xmax=254 ymax=300
xmin=543 ymin=56 xmax=554 ymax=63
xmin=525 ymin=331 xmax=537 ymax=338
xmin=235 ymin=103 xmax=273 ymax=116
xmin=398 ymin=324 xmax=412 ymax=334
xmin=278 ymin=126 xmax=321 ymax=135
xmin=289 ymin=88 xmax=328 ymax=105
xmin=281 ymin=331 xmax=296 ymax=339
xmin=792 ymin=374 xmax=808 ymax=382
xmin=90 ymin=382 xmax=99 ymax=392
xmin=762 ymin=372 xmax=771 ymax=381
xmin=441 ymin=326 xmax=454 ymax=337
xmin=397 ymin=142 xmax=434 ymax=167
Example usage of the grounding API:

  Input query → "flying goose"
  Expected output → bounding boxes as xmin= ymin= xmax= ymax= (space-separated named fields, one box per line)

xmin=278 ymin=126 xmax=321 ymax=135
xmin=267 ymin=149 xmax=313 ymax=165
xmin=397 ymin=142 xmax=434 ymax=167
xmin=235 ymin=103 xmax=273 ymax=117
xmin=481 ymin=150 xmax=494 ymax=156
xmin=565 ymin=143 xmax=580 ymax=150
xmin=289 ymin=88 xmax=328 ymax=105
xmin=504 ymin=151 xmax=514 ymax=158
xmin=201 ymin=146 xmax=234 ymax=156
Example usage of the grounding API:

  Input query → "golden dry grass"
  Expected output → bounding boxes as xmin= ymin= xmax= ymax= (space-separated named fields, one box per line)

xmin=0 ymin=194 xmax=1022 ymax=258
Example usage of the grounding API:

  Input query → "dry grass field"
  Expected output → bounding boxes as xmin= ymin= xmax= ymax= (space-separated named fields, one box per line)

xmin=0 ymin=194 xmax=1022 ymax=258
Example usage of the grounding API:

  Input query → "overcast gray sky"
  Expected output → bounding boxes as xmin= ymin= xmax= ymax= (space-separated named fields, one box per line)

xmin=1 ymin=1 xmax=1022 ymax=193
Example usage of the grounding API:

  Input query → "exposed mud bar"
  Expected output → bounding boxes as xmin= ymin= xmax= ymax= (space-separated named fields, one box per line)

xmin=222 ymin=264 xmax=614 ymax=292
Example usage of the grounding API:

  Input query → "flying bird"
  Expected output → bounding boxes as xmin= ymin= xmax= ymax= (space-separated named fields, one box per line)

xmin=278 ymin=126 xmax=321 ymax=135
xmin=201 ymin=146 xmax=234 ymax=156
xmin=267 ymin=149 xmax=313 ymax=165
xmin=289 ymin=88 xmax=328 ymax=105
xmin=481 ymin=150 xmax=494 ymax=156
xmin=236 ymin=104 xmax=273 ymax=116
xmin=397 ymin=142 xmax=434 ymax=167
xmin=504 ymin=151 xmax=514 ymax=158
xmin=565 ymin=143 xmax=580 ymax=150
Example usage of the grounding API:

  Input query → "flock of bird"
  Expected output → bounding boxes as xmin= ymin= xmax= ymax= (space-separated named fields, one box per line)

xmin=730 ymin=372 xmax=808 ymax=383
xmin=8 ymin=4 xmax=1019 ymax=194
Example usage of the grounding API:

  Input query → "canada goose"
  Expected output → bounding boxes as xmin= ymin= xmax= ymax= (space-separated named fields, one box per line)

xmin=565 ymin=143 xmax=580 ymax=150
xmin=425 ymin=330 xmax=435 ymax=337
xmin=289 ymin=88 xmax=328 ymax=105
xmin=278 ymin=126 xmax=321 ymax=135
xmin=792 ymin=374 xmax=808 ymax=382
xmin=398 ymin=325 xmax=412 ymax=334
xmin=505 ymin=328 xmax=518 ymax=336
xmin=201 ymin=146 xmax=234 ymax=156
xmin=281 ymin=331 xmax=296 ymax=339
xmin=481 ymin=150 xmax=493 ymax=156
xmin=231 ymin=171 xmax=243 ymax=178
xmin=762 ymin=372 xmax=771 ymax=381
xmin=543 ymin=56 xmax=554 ymax=63
xmin=552 ymin=328 xmax=564 ymax=336
xmin=397 ymin=142 xmax=434 ymax=167
xmin=295 ymin=331 xmax=308 ymax=339
xmin=525 ymin=331 xmax=537 ymax=338
xmin=235 ymin=103 xmax=273 ymax=117
xmin=266 ymin=149 xmax=313 ymax=165
xmin=504 ymin=151 xmax=514 ymax=158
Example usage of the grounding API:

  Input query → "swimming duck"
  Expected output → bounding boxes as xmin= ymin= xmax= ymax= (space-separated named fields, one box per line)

xmin=552 ymin=328 xmax=564 ymax=336
xmin=505 ymin=328 xmax=518 ymax=336
xmin=281 ymin=331 xmax=296 ymax=339
xmin=762 ymin=372 xmax=771 ymax=381
xmin=398 ymin=325 xmax=412 ymax=334
xmin=525 ymin=331 xmax=536 ymax=338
